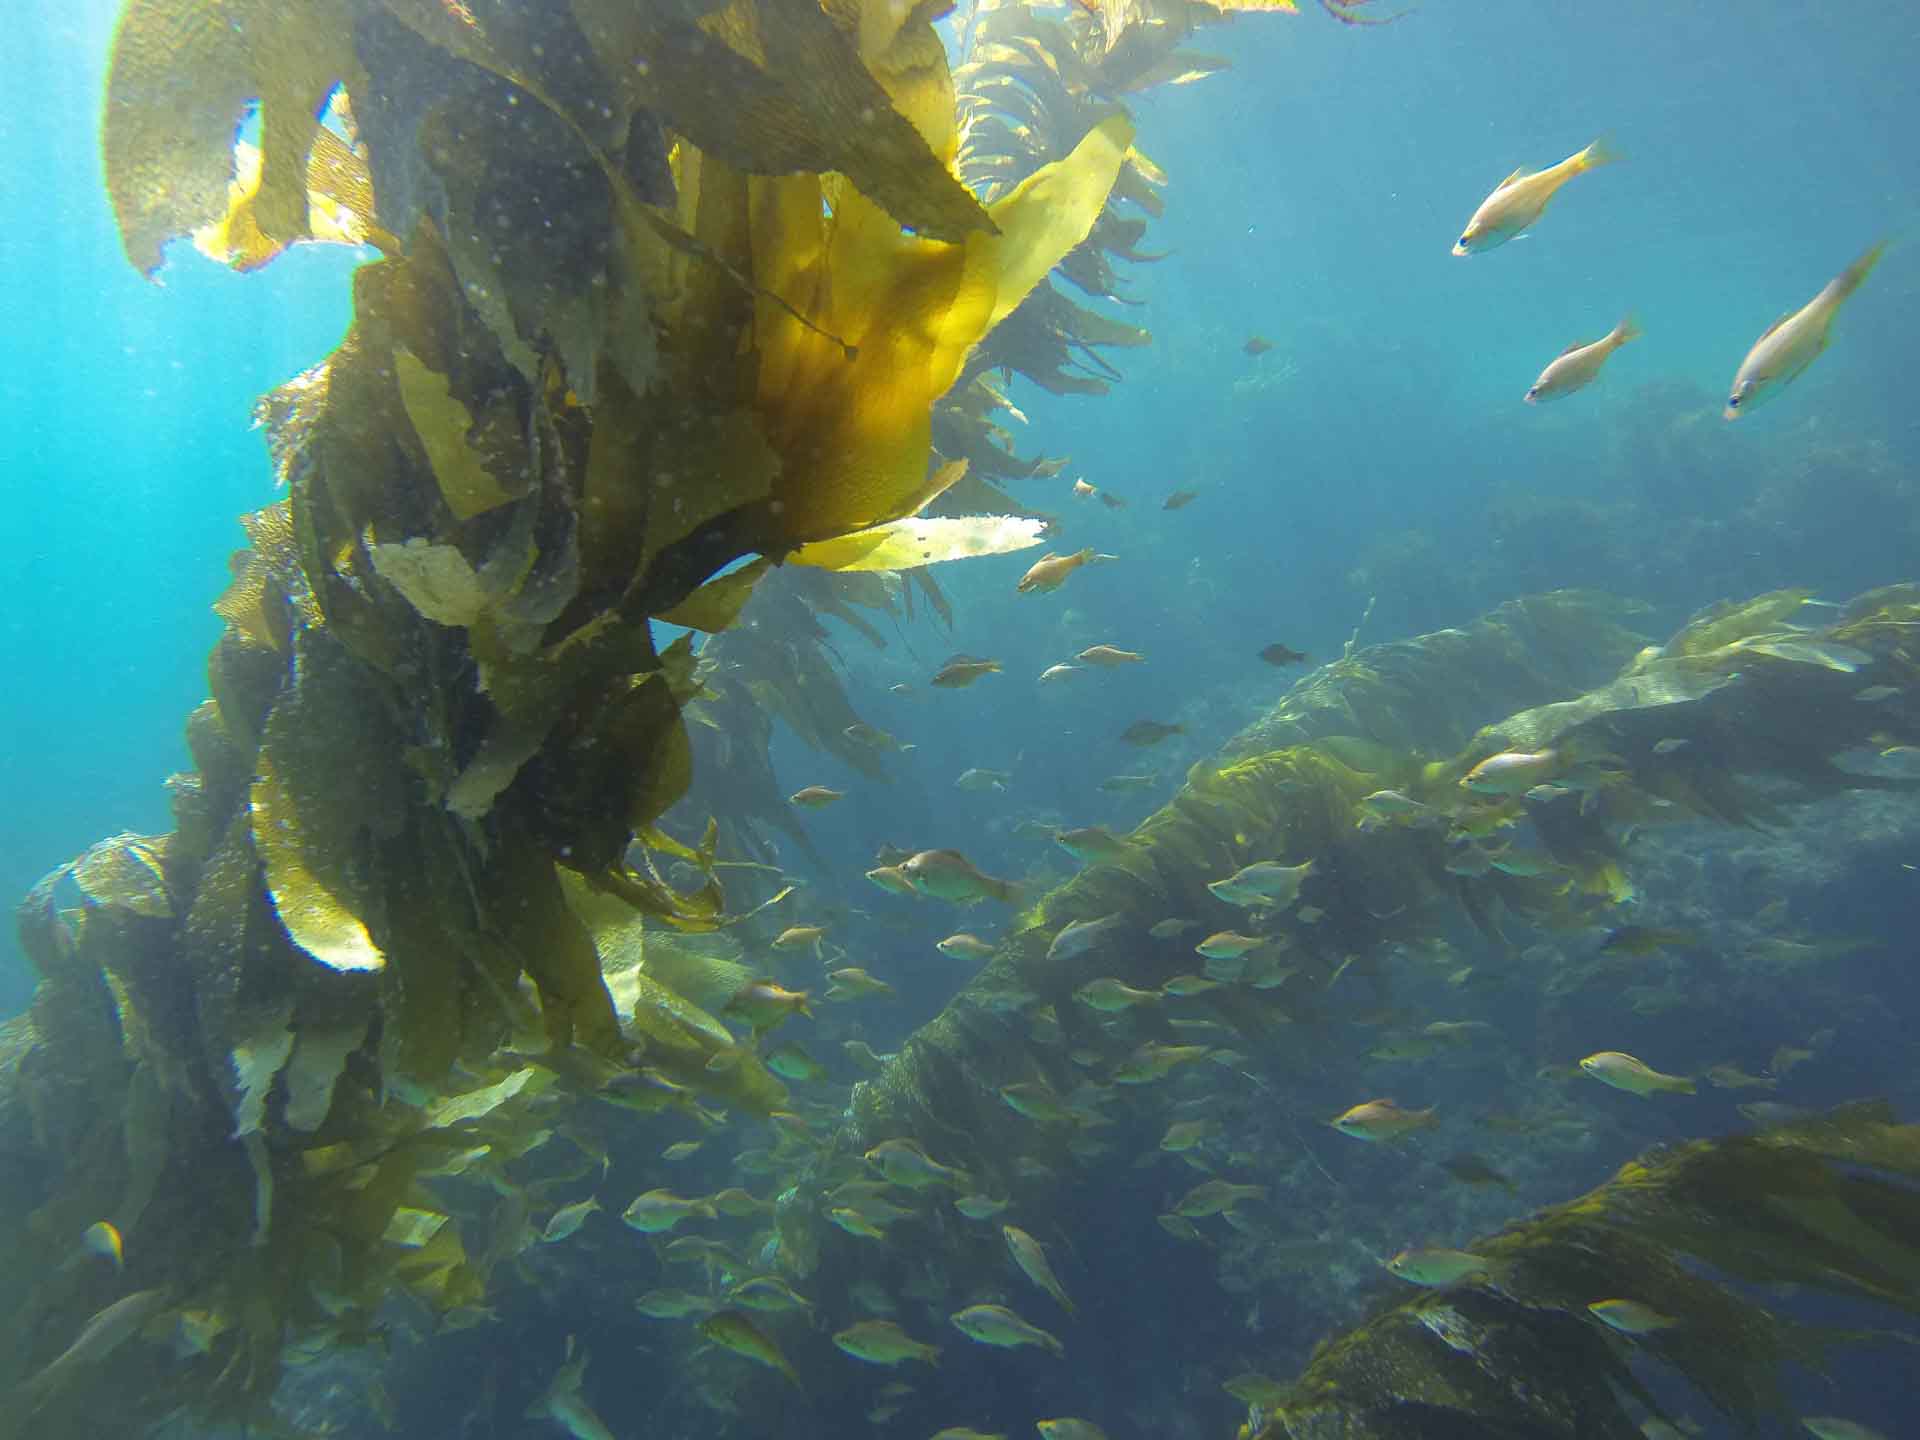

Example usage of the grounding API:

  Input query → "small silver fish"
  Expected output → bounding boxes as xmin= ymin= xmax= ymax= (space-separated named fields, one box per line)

xmin=1047 ymin=913 xmax=1126 ymax=962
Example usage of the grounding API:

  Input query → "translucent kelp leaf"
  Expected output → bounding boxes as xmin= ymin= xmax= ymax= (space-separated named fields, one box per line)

xmin=253 ymin=750 xmax=383 ymax=975
xmin=214 ymin=502 xmax=316 ymax=652
xmin=750 ymin=114 xmax=1132 ymax=546
xmin=392 ymin=1222 xmax=485 ymax=1312
xmin=383 ymin=1206 xmax=451 ymax=1248
xmin=71 ymin=833 xmax=174 ymax=919
xmin=637 ymin=940 xmax=756 ymax=1025
xmin=426 ymin=1067 xmax=538 ymax=1129
xmin=621 ymin=970 xmax=790 ymax=1115
xmin=623 ymin=968 xmax=740 ymax=1055
xmin=984 ymin=115 xmax=1137 ymax=331
xmin=283 ymin=1022 xmax=369 ymax=1132
xmin=1663 ymin=588 xmax=1815 ymax=657
xmin=191 ymin=125 xmax=389 ymax=272
xmin=657 ymin=557 xmax=774 ymax=634
xmin=251 ymin=637 xmax=407 ymax=973
xmin=1730 ymin=635 xmax=1874 ymax=672
xmin=230 ymin=1001 xmax=296 ymax=1138
xmin=494 ymin=838 xmax=624 ymax=1056
xmin=391 ymin=346 xmax=526 ymax=520
xmin=787 ymin=514 xmax=1047 ymax=571
xmin=104 ymin=0 xmax=361 ymax=275
xmin=365 ymin=539 xmax=489 ymax=628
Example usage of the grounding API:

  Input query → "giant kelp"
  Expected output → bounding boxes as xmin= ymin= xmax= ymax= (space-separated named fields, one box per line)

xmin=1248 ymin=1101 xmax=1920 ymax=1438
xmin=14 ymin=0 xmax=1132 ymax=1431
xmin=0 ymin=0 xmax=1333 ymax=1430
xmin=776 ymin=585 xmax=1920 ymax=1344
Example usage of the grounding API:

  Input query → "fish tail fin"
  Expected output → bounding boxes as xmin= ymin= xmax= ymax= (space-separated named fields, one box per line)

xmin=1579 ymin=135 xmax=1623 ymax=170
xmin=1669 ymin=1076 xmax=1698 ymax=1096
xmin=1613 ymin=313 xmax=1643 ymax=345
xmin=992 ymin=876 xmax=1027 ymax=908
xmin=1832 ymin=238 xmax=1889 ymax=305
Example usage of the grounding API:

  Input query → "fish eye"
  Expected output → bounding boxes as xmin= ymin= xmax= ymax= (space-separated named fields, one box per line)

xmin=1727 ymin=395 xmax=1741 ymax=407
xmin=1457 ymin=234 xmax=1471 ymax=248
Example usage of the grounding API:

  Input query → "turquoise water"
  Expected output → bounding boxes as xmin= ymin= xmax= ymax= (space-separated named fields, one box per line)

xmin=1 ymin=6 xmax=358 ymax=1012
xmin=3 ymin=3 xmax=1918 ymax=1436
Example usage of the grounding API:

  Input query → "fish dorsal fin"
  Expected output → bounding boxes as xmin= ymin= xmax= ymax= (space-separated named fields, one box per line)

xmin=1757 ymin=309 xmax=1797 ymax=343
xmin=1497 ymin=165 xmax=1528 ymax=189
xmin=1556 ymin=339 xmax=1590 ymax=357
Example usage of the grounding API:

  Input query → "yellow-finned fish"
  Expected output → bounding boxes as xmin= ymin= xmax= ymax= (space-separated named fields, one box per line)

xmin=1003 ymin=1224 xmax=1076 ymax=1316
xmin=1171 ymin=1179 xmax=1266 ymax=1217
xmin=865 ymin=1138 xmax=968 ymax=1189
xmin=1207 ymin=859 xmax=1313 ymax=910
xmin=697 ymin=1309 xmax=802 ymax=1387
xmin=539 ymin=1197 xmax=601 ymax=1243
xmin=621 ymin=1189 xmax=718 ymax=1233
xmin=833 ymin=1319 xmax=942 ymax=1367
xmin=1452 ymin=137 xmax=1620 ymax=255
xmin=949 ymin=1302 xmax=1064 ymax=1356
xmin=1578 ymin=1050 xmax=1695 ymax=1097
xmin=1037 ymin=1422 xmax=1109 ymax=1440
xmin=1017 ymin=548 xmax=1113 ymax=595
xmin=1724 ymin=240 xmax=1886 ymax=420
xmin=1526 ymin=316 xmax=1642 ymax=403
xmin=1385 ymin=1247 xmax=1492 ymax=1287
xmin=19 ymin=1289 xmax=168 ymax=1413
xmin=1329 ymin=1098 xmax=1438 ymax=1142
xmin=937 ymin=933 xmax=996 ymax=961
xmin=1587 ymin=1298 xmax=1679 ymax=1334
xmin=525 ymin=1339 xmax=618 ymax=1440
xmin=901 ymin=849 xmax=1023 ymax=906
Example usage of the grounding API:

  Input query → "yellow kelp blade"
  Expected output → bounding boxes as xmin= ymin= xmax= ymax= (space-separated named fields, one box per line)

xmin=750 ymin=113 xmax=1134 ymax=545
xmin=105 ymin=0 xmax=362 ymax=276
xmin=787 ymin=515 xmax=1047 ymax=572
xmin=191 ymin=126 xmax=391 ymax=273
xmin=981 ymin=113 xmax=1136 ymax=332
xmin=657 ymin=558 xmax=775 ymax=634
